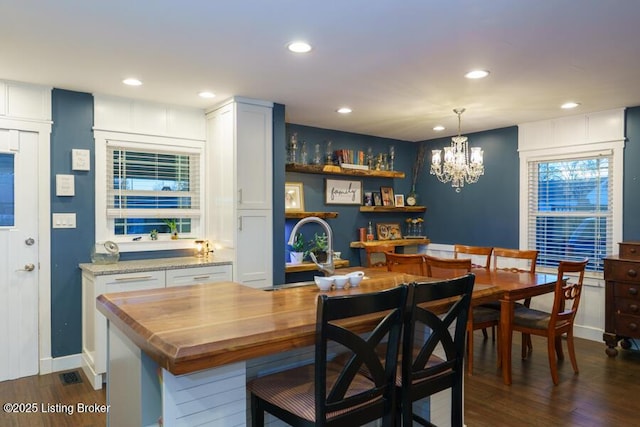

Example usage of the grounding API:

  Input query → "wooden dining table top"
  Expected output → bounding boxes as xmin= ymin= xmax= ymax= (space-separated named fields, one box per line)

xmin=96 ymin=267 xmax=500 ymax=376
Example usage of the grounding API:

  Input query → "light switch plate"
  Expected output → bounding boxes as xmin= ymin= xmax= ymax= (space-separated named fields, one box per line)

xmin=52 ymin=213 xmax=76 ymax=229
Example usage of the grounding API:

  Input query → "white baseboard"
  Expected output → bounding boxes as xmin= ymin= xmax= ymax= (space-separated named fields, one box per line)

xmin=39 ymin=353 xmax=82 ymax=375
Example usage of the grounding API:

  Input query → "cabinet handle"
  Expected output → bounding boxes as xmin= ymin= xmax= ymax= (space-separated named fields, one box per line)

xmin=238 ymin=216 xmax=243 ymax=231
xmin=115 ymin=275 xmax=154 ymax=282
xmin=238 ymin=189 xmax=243 ymax=204
xmin=629 ymin=287 xmax=638 ymax=296
xmin=192 ymin=275 xmax=211 ymax=280
xmin=630 ymin=304 xmax=638 ymax=312
xmin=631 ymin=248 xmax=638 ymax=254
xmin=630 ymin=323 xmax=638 ymax=331
xmin=627 ymin=269 xmax=638 ymax=278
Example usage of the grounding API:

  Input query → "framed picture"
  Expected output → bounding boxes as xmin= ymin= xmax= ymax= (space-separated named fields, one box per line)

xmin=394 ymin=194 xmax=405 ymax=207
xmin=325 ymin=178 xmax=363 ymax=205
xmin=363 ymin=191 xmax=373 ymax=206
xmin=285 ymin=182 xmax=305 ymax=212
xmin=380 ymin=186 xmax=395 ymax=206
xmin=376 ymin=222 xmax=402 ymax=240
xmin=372 ymin=192 xmax=382 ymax=206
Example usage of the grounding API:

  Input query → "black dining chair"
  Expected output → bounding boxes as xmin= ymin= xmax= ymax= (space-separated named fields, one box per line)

xmin=400 ymin=274 xmax=475 ymax=426
xmin=248 ymin=285 xmax=408 ymax=427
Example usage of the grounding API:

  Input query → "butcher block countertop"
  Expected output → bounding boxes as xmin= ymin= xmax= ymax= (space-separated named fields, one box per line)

xmin=96 ymin=267 xmax=499 ymax=376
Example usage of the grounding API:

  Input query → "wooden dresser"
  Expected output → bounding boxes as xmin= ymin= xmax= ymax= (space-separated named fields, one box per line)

xmin=604 ymin=242 xmax=640 ymax=357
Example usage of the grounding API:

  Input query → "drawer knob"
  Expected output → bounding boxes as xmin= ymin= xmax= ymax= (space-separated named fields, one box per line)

xmin=631 ymin=248 xmax=638 ymax=254
xmin=631 ymin=304 xmax=639 ymax=312
xmin=629 ymin=287 xmax=639 ymax=296
xmin=630 ymin=323 xmax=638 ymax=331
xmin=628 ymin=269 xmax=638 ymax=278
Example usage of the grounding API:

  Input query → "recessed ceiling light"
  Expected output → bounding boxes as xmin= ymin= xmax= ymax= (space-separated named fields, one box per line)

xmin=561 ymin=102 xmax=581 ymax=109
xmin=433 ymin=125 xmax=445 ymax=131
xmin=122 ymin=78 xmax=142 ymax=86
xmin=287 ymin=41 xmax=312 ymax=53
xmin=198 ymin=91 xmax=216 ymax=99
xmin=464 ymin=70 xmax=490 ymax=79
xmin=336 ymin=107 xmax=352 ymax=114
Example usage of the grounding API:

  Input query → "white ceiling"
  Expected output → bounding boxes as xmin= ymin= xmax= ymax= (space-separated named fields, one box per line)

xmin=2 ymin=0 xmax=640 ymax=142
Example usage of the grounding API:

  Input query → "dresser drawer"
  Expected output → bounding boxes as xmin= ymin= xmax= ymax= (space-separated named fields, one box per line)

xmin=605 ymin=261 xmax=640 ymax=283
xmin=619 ymin=242 xmax=640 ymax=260
xmin=615 ymin=297 xmax=640 ymax=315
xmin=614 ymin=313 xmax=640 ymax=337
xmin=613 ymin=282 xmax=640 ymax=299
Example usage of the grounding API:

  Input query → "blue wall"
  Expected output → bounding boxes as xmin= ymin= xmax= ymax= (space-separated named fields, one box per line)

xmin=282 ymin=124 xmax=418 ymax=283
xmin=624 ymin=107 xmax=640 ymax=239
xmin=418 ymin=126 xmax=520 ymax=247
xmin=50 ymin=89 xmax=94 ymax=357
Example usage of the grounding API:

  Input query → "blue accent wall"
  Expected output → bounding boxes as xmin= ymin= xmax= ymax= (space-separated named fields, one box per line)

xmin=418 ymin=126 xmax=520 ymax=247
xmin=50 ymin=89 xmax=94 ymax=357
xmin=624 ymin=106 xmax=640 ymax=240
xmin=272 ymin=103 xmax=286 ymax=285
xmin=283 ymin=124 xmax=417 ymax=282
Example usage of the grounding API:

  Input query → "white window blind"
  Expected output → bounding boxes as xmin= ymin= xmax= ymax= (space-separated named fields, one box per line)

xmin=527 ymin=153 xmax=612 ymax=272
xmin=106 ymin=142 xmax=201 ymax=236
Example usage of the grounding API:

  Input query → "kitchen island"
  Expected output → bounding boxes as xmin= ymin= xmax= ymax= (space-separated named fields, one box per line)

xmin=97 ymin=268 xmax=500 ymax=426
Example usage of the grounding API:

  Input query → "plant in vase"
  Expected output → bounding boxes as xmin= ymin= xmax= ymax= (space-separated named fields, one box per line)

xmin=306 ymin=232 xmax=329 ymax=263
xmin=162 ymin=218 xmax=179 ymax=240
xmin=289 ymin=232 xmax=305 ymax=264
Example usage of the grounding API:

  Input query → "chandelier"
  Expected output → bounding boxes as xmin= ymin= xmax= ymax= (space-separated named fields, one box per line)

xmin=430 ymin=108 xmax=484 ymax=192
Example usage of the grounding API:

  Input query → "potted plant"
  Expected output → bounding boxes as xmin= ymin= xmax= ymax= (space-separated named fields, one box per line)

xmin=162 ymin=219 xmax=179 ymax=240
xmin=289 ymin=232 xmax=305 ymax=264
xmin=306 ymin=232 xmax=329 ymax=263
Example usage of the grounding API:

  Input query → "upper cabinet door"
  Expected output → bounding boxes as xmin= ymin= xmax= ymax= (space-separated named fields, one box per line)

xmin=235 ymin=101 xmax=273 ymax=210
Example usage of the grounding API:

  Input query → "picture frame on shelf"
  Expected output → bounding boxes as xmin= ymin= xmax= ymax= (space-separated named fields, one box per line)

xmin=325 ymin=178 xmax=363 ymax=205
xmin=394 ymin=194 xmax=405 ymax=207
xmin=380 ymin=186 xmax=395 ymax=206
xmin=376 ymin=222 xmax=402 ymax=240
xmin=372 ymin=192 xmax=382 ymax=206
xmin=363 ymin=191 xmax=373 ymax=206
xmin=285 ymin=182 xmax=305 ymax=212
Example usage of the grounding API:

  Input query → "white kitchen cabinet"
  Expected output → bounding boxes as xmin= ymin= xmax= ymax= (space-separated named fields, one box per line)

xmin=166 ymin=264 xmax=232 ymax=287
xmin=80 ymin=257 xmax=234 ymax=390
xmin=206 ymin=97 xmax=273 ymax=288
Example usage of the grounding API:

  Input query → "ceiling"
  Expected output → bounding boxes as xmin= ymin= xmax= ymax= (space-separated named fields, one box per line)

xmin=2 ymin=0 xmax=640 ymax=142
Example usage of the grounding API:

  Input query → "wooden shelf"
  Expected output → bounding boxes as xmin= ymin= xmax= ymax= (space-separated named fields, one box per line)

xmin=286 ymin=163 xmax=405 ymax=179
xmin=359 ymin=206 xmax=426 ymax=213
xmin=285 ymin=259 xmax=350 ymax=273
xmin=285 ymin=211 xmax=339 ymax=219
xmin=350 ymin=238 xmax=430 ymax=249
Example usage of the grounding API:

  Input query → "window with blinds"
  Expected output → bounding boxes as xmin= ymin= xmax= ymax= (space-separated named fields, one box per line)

xmin=527 ymin=153 xmax=612 ymax=272
xmin=106 ymin=143 xmax=201 ymax=236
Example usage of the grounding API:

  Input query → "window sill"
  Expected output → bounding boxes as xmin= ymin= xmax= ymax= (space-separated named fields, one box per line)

xmin=110 ymin=237 xmax=198 ymax=253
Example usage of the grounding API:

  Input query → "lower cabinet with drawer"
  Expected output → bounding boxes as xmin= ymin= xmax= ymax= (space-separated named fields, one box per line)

xmin=81 ymin=261 xmax=233 ymax=389
xmin=604 ymin=242 xmax=640 ymax=357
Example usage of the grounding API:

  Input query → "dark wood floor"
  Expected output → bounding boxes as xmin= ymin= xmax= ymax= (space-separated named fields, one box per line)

xmin=0 ymin=334 xmax=638 ymax=426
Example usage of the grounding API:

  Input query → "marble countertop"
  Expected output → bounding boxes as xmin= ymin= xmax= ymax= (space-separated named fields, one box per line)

xmin=79 ymin=254 xmax=234 ymax=276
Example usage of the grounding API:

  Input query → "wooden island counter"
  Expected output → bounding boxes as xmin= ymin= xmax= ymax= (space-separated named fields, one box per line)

xmin=97 ymin=267 xmax=500 ymax=426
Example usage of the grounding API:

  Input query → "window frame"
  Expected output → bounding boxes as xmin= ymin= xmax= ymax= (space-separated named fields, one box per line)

xmin=95 ymin=130 xmax=205 ymax=252
xmin=519 ymin=142 xmax=624 ymax=279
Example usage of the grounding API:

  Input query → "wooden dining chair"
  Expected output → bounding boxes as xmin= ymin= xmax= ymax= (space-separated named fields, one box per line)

xmin=511 ymin=258 xmax=588 ymax=385
xmin=453 ymin=244 xmax=493 ymax=269
xmin=365 ymin=244 xmax=396 ymax=268
xmin=424 ymin=254 xmax=499 ymax=375
xmin=400 ymin=274 xmax=475 ymax=427
xmin=248 ymin=285 xmax=408 ymax=427
xmin=385 ymin=252 xmax=426 ymax=276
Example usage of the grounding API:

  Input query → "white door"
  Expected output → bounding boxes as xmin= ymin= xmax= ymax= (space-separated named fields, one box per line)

xmin=0 ymin=129 xmax=39 ymax=381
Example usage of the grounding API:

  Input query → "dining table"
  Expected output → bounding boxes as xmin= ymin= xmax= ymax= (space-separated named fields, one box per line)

xmin=470 ymin=268 xmax=559 ymax=385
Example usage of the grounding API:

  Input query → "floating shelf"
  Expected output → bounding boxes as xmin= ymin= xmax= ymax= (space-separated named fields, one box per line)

xmin=350 ymin=238 xmax=430 ymax=249
xmin=285 ymin=211 xmax=339 ymax=219
xmin=359 ymin=206 xmax=426 ymax=213
xmin=286 ymin=163 xmax=405 ymax=179
xmin=285 ymin=259 xmax=350 ymax=273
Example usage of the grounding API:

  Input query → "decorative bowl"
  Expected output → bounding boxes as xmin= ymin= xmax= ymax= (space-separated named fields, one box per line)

xmin=332 ymin=275 xmax=349 ymax=289
xmin=314 ymin=276 xmax=334 ymax=291
xmin=346 ymin=271 xmax=365 ymax=287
